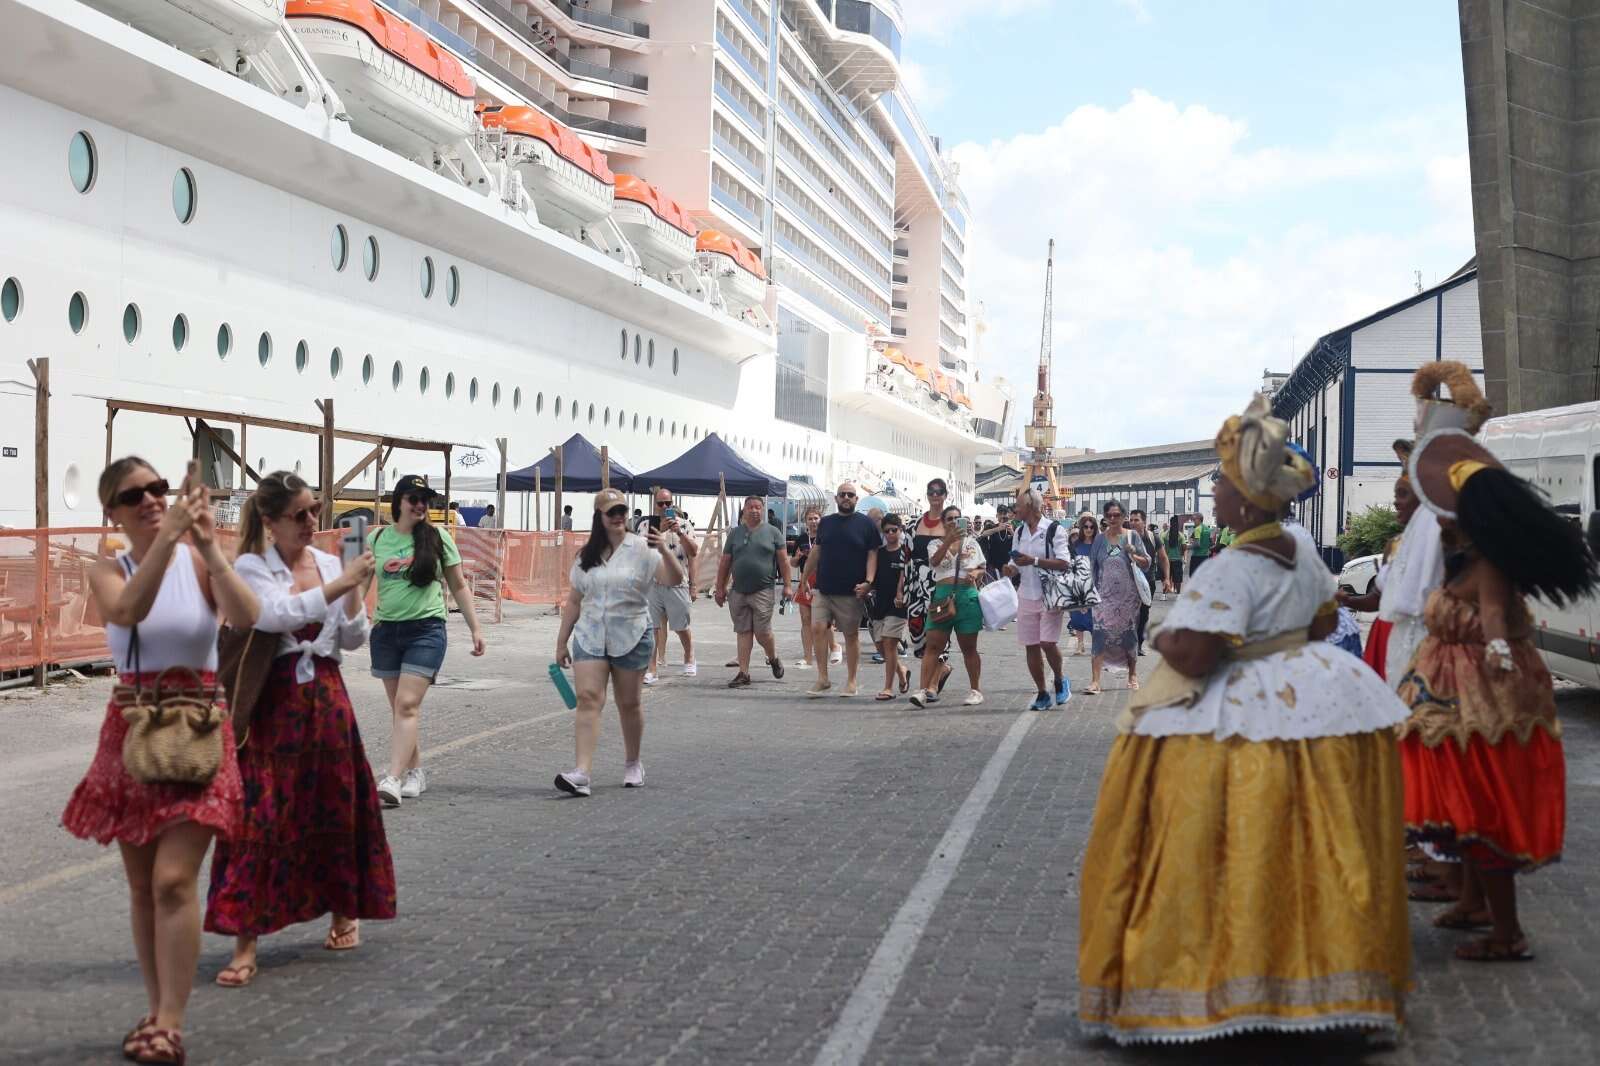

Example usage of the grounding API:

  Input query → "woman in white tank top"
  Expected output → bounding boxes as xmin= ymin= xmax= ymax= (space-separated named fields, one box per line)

xmin=62 ymin=457 xmax=258 ymax=1065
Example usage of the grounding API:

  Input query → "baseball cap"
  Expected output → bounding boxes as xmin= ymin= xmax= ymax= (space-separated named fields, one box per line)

xmin=594 ymin=488 xmax=627 ymax=512
xmin=392 ymin=474 xmax=436 ymax=501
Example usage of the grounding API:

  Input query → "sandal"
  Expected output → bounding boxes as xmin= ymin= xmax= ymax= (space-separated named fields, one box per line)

xmin=1083 ymin=684 xmax=1101 ymax=696
xmin=133 ymin=1028 xmax=184 ymax=1065
xmin=1454 ymin=935 xmax=1534 ymax=962
xmin=875 ymin=690 xmax=895 ymax=701
xmin=1128 ymin=676 xmax=1140 ymax=691
xmin=1408 ymin=881 xmax=1460 ymax=903
xmin=122 ymin=1015 xmax=155 ymax=1060
xmin=214 ymin=961 xmax=258 ymax=988
xmin=1432 ymin=907 xmax=1492 ymax=931
xmin=324 ymin=919 xmax=360 ymax=952
xmin=936 ymin=664 xmax=954 ymax=694
xmin=898 ymin=667 xmax=911 ymax=693
xmin=1405 ymin=866 xmax=1438 ymax=883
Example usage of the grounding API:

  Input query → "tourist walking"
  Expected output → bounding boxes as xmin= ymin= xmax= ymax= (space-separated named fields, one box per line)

xmin=554 ymin=489 xmax=684 ymax=795
xmin=979 ymin=502 xmax=1015 ymax=579
xmin=1066 ymin=514 xmax=1097 ymax=655
xmin=1162 ymin=518 xmax=1185 ymax=593
xmin=641 ymin=489 xmax=699 ymax=684
xmin=715 ymin=495 xmax=790 ymax=687
xmin=803 ymin=482 xmax=881 ymax=697
xmin=64 ymin=457 xmax=260 ymax=1065
xmin=1187 ymin=514 xmax=1215 ymax=574
xmin=789 ymin=507 xmax=839 ymax=668
xmin=1078 ymin=395 xmax=1411 ymax=1044
xmin=868 ymin=514 xmax=913 ymax=699
xmin=1006 ymin=489 xmax=1070 ymax=710
xmin=912 ymin=504 xmax=986 ymax=707
xmin=369 ymin=474 xmax=486 ymax=809
xmin=1085 ymin=501 xmax=1146 ymax=695
xmin=207 ymin=472 xmax=394 ymax=988
xmin=559 ymin=505 xmax=574 ymax=531
xmin=1128 ymin=509 xmax=1167 ymax=654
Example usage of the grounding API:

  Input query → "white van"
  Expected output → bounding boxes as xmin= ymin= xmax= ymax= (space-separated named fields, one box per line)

xmin=1480 ymin=401 xmax=1600 ymax=686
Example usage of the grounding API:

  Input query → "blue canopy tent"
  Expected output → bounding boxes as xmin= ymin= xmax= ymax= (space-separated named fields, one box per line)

xmin=504 ymin=433 xmax=636 ymax=493
xmin=632 ymin=433 xmax=785 ymax=498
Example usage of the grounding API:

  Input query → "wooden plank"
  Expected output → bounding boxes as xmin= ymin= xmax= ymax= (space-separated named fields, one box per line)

xmin=104 ymin=403 xmax=116 ymax=469
xmin=331 ymin=442 xmax=385 ymax=497
xmin=194 ymin=419 xmax=260 ymax=488
xmin=496 ymin=437 xmax=508 ymax=532
xmin=601 ymin=445 xmax=610 ymax=490
xmin=100 ymin=397 xmax=458 ymax=451
xmin=30 ymin=358 xmax=48 ymax=529
xmin=553 ymin=447 xmax=564 ymax=536
xmin=320 ymin=398 xmax=335 ymax=529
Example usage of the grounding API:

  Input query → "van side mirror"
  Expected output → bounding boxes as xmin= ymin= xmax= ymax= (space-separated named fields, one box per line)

xmin=1587 ymin=511 xmax=1600 ymax=557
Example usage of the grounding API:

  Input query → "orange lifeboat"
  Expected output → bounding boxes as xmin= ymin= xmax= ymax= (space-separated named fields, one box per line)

xmin=695 ymin=229 xmax=766 ymax=317
xmin=479 ymin=106 xmax=615 ymax=232
xmin=288 ymin=0 xmax=477 ymax=158
xmin=612 ymin=174 xmax=697 ymax=277
xmin=81 ymin=0 xmax=285 ymax=60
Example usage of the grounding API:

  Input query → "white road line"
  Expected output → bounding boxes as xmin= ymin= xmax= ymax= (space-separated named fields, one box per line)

xmin=0 ymin=709 xmax=572 ymax=908
xmin=813 ymin=709 xmax=1039 ymax=1066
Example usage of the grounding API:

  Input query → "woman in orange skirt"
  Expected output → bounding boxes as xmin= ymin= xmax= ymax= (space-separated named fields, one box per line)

xmin=1396 ymin=428 xmax=1596 ymax=961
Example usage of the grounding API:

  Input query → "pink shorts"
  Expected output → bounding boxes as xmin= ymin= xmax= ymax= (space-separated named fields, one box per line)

xmin=1016 ymin=597 xmax=1064 ymax=646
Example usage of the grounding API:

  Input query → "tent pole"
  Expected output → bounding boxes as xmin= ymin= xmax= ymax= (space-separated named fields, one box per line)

xmin=553 ymin=447 xmax=563 ymax=536
xmin=601 ymin=445 xmax=610 ymax=490
xmin=496 ymin=437 xmax=508 ymax=531
xmin=534 ymin=468 xmax=542 ymax=531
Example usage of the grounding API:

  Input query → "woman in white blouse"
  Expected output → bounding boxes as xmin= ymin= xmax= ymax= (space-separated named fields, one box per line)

xmin=554 ymin=489 xmax=684 ymax=797
xmin=205 ymin=472 xmax=395 ymax=989
xmin=912 ymin=504 xmax=987 ymax=707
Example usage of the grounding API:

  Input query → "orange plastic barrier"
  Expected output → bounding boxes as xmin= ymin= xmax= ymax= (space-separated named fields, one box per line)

xmin=499 ymin=531 xmax=582 ymax=606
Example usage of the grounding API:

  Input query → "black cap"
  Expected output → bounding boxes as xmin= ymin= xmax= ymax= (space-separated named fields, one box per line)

xmin=392 ymin=474 xmax=438 ymax=502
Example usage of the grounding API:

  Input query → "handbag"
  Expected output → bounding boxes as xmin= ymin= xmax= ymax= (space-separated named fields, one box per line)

xmin=977 ymin=572 xmax=1018 ymax=630
xmin=929 ymin=536 xmax=963 ymax=624
xmin=117 ymin=624 xmax=227 ymax=786
xmin=1034 ymin=521 xmax=1074 ymax=612
xmin=1061 ymin=553 xmax=1100 ymax=611
xmin=217 ymin=624 xmax=276 ymax=749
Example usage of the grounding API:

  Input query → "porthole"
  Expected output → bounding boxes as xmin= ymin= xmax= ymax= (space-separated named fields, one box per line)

xmin=616 ymin=408 xmax=624 ymax=428
xmin=492 ymin=382 xmax=502 ymax=407
xmin=391 ymin=360 xmax=403 ymax=391
xmin=172 ymin=168 xmax=196 ymax=224
xmin=68 ymin=292 xmax=88 ymax=334
xmin=122 ymin=303 xmax=140 ymax=344
xmin=257 ymin=332 xmax=272 ymax=367
xmin=295 ymin=340 xmax=308 ymax=373
xmin=68 ymin=131 xmax=96 ymax=194
xmin=556 ymin=397 xmax=563 ymax=417
xmin=513 ymin=387 xmax=522 ymax=411
xmin=536 ymin=392 xmax=544 ymax=414
xmin=1 ymin=278 xmax=21 ymax=322
xmin=171 ymin=313 xmax=188 ymax=350
xmin=469 ymin=377 xmax=479 ymax=403
xmin=634 ymin=335 xmax=642 ymax=364
xmin=363 ymin=236 xmax=380 ymax=281
xmin=217 ymin=323 xmax=232 ymax=358
xmin=673 ymin=348 xmax=680 ymax=376
xmin=419 ymin=367 xmax=431 ymax=394
xmin=420 ymin=256 xmax=435 ymax=299
xmin=588 ymin=404 xmax=596 ymax=424
xmin=361 ymin=354 xmax=374 ymax=384
xmin=632 ymin=414 xmax=639 ymax=431
xmin=331 ymin=225 xmax=349 ymax=271
xmin=646 ymin=416 xmax=653 ymax=433
xmin=648 ymin=339 xmax=655 ymax=368
xmin=620 ymin=329 xmax=628 ymax=360
xmin=445 ymin=371 xmax=456 ymax=398
xmin=671 ymin=422 xmax=678 ymax=438
xmin=330 ymin=346 xmax=343 ymax=378
xmin=572 ymin=401 xmax=579 ymax=421
xmin=603 ymin=408 xmax=611 ymax=427
xmin=446 ymin=266 xmax=460 ymax=305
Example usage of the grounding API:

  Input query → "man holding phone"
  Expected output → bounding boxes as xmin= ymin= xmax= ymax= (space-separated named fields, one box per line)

xmin=639 ymin=490 xmax=699 ymax=684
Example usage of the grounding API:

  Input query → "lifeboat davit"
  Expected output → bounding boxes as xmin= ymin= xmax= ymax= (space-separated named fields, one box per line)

xmin=697 ymin=230 xmax=767 ymax=317
xmin=81 ymin=0 xmax=286 ymax=59
xmin=479 ymin=106 xmax=615 ymax=232
xmin=287 ymin=0 xmax=477 ymax=158
xmin=612 ymin=175 xmax=696 ymax=277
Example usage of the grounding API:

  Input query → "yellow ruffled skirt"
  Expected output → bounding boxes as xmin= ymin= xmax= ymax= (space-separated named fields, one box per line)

xmin=1078 ymin=732 xmax=1410 ymax=1044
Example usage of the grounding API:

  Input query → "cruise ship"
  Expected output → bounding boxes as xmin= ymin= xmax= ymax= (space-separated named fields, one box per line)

xmin=0 ymin=0 xmax=1008 ymax=528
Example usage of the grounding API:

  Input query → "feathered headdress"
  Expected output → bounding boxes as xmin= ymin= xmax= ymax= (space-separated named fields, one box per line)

xmin=1412 ymin=361 xmax=1491 ymax=436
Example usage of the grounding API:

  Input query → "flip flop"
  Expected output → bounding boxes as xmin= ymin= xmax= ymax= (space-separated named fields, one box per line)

xmin=875 ymin=690 xmax=895 ymax=701
xmin=324 ymin=920 xmax=360 ymax=951
xmin=898 ymin=667 xmax=911 ymax=693
xmin=1454 ymin=936 xmax=1535 ymax=962
xmin=1409 ymin=882 xmax=1460 ymax=903
xmin=1432 ymin=908 xmax=1492 ymax=931
xmin=214 ymin=962 xmax=257 ymax=988
xmin=936 ymin=664 xmax=954 ymax=694
xmin=123 ymin=1015 xmax=155 ymax=1058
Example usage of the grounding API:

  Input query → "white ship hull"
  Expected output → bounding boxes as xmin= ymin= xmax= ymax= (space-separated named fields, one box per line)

xmin=702 ymin=252 xmax=766 ymax=318
xmin=81 ymin=0 xmax=285 ymax=59
xmin=613 ymin=200 xmax=695 ymax=276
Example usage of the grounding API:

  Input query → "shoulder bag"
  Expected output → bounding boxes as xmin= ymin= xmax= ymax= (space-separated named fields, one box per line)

xmin=928 ymin=537 xmax=962 ymax=625
xmin=218 ymin=622 xmax=276 ymax=750
xmin=1035 ymin=521 xmax=1075 ymax=612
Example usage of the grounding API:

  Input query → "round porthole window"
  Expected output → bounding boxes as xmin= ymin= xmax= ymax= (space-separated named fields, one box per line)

xmin=556 ymin=397 xmax=563 ymax=417
xmin=620 ymin=329 xmax=628 ymax=360
xmin=646 ymin=417 xmax=653 ymax=433
xmin=330 ymin=346 xmax=343 ymax=378
xmin=673 ymin=348 xmax=681 ymax=376
xmin=634 ymin=335 xmax=642 ymax=364
xmin=446 ymin=266 xmax=460 ymax=306
xmin=258 ymin=332 xmax=272 ymax=367
xmin=172 ymin=313 xmax=188 ymax=351
xmin=419 ymin=367 xmax=431 ymax=395
xmin=514 ymin=387 xmax=522 ymax=411
xmin=68 ymin=292 xmax=89 ymax=334
xmin=62 ymin=462 xmax=83 ymax=511
xmin=588 ymin=404 xmax=596 ymax=424
xmin=604 ymin=407 xmax=611 ymax=427
xmin=445 ymin=372 xmax=456 ymax=399
xmin=363 ymin=236 xmax=380 ymax=281
xmin=469 ymin=377 xmax=479 ymax=403
xmin=331 ymin=225 xmax=349 ymax=271
xmin=1 ymin=278 xmax=21 ymax=322
xmin=122 ymin=303 xmax=140 ymax=344
xmin=492 ymin=383 xmax=502 ymax=407
xmin=536 ymin=392 xmax=544 ymax=414
xmin=420 ymin=256 xmax=435 ymax=299
xmin=361 ymin=354 xmax=374 ymax=384
xmin=68 ymin=131 xmax=96 ymax=194
xmin=391 ymin=360 xmax=403 ymax=391
xmin=172 ymin=168 xmax=197 ymax=224
xmin=648 ymin=339 xmax=655 ymax=368
xmin=572 ymin=401 xmax=579 ymax=421
xmin=295 ymin=340 xmax=308 ymax=373
xmin=217 ymin=323 xmax=232 ymax=358
xmin=632 ymin=414 xmax=639 ymax=431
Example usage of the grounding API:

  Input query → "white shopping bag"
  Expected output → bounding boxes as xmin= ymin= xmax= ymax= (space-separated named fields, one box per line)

xmin=978 ymin=575 xmax=1018 ymax=630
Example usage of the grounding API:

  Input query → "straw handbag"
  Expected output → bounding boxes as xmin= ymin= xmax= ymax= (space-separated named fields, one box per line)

xmin=117 ymin=625 xmax=227 ymax=787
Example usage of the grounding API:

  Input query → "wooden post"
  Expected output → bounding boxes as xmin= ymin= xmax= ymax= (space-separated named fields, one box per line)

xmin=496 ymin=437 xmax=508 ymax=531
xmin=318 ymin=398 xmax=335 ymax=529
xmin=601 ymin=445 xmax=610 ymax=490
xmin=28 ymin=358 xmax=48 ymax=529
xmin=553 ymin=446 xmax=564 ymax=536
xmin=534 ymin=468 xmax=542 ymax=531
xmin=104 ymin=402 xmax=116 ymax=469
xmin=443 ymin=447 xmax=453 ymax=517
xmin=239 ymin=420 xmax=248 ymax=491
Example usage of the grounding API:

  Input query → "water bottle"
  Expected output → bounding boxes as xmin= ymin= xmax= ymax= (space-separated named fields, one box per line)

xmin=548 ymin=662 xmax=578 ymax=710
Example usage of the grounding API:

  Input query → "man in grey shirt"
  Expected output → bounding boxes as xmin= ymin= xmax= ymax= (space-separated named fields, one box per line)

xmin=716 ymin=495 xmax=792 ymax=688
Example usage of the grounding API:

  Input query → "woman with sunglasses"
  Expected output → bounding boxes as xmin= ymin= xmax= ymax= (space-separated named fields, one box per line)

xmin=206 ymin=472 xmax=395 ymax=990
xmin=1086 ymin=500 xmax=1148 ymax=695
xmin=554 ymin=489 xmax=684 ymax=795
xmin=912 ymin=504 xmax=985 ymax=707
xmin=1066 ymin=514 xmax=1098 ymax=655
xmin=369 ymin=474 xmax=486 ymax=808
xmin=64 ymin=457 xmax=259 ymax=1065
xmin=905 ymin=479 xmax=955 ymax=688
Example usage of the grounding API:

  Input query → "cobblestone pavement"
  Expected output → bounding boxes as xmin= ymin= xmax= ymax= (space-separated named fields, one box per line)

xmin=2 ymin=598 xmax=1597 ymax=1064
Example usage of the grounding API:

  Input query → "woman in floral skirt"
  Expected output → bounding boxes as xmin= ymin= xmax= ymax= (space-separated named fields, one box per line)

xmin=64 ymin=457 xmax=259 ymax=1064
xmin=206 ymin=471 xmax=394 ymax=987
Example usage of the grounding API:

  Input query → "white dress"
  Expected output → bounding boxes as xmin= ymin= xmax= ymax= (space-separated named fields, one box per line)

xmin=1378 ymin=507 xmax=1444 ymax=689
xmin=1136 ymin=526 xmax=1410 ymax=741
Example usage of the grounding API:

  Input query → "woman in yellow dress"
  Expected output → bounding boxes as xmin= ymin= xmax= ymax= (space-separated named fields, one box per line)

xmin=1078 ymin=394 xmax=1412 ymax=1044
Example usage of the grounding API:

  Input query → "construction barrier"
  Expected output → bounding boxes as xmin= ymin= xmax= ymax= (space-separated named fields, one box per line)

xmin=496 ymin=527 xmax=726 ymax=605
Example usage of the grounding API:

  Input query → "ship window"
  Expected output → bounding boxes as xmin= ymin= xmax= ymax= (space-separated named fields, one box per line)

xmin=216 ymin=322 xmax=232 ymax=358
xmin=419 ymin=367 xmax=430 ymax=394
xmin=172 ymin=168 xmax=196 ymax=224
xmin=258 ymin=332 xmax=272 ymax=367
xmin=171 ymin=314 xmax=188 ymax=351
xmin=588 ymin=404 xmax=596 ymax=424
xmin=446 ymin=266 xmax=460 ymax=305
xmin=331 ymin=225 xmax=348 ymax=271
xmin=295 ymin=340 xmax=308 ymax=373
xmin=361 ymin=354 xmax=374 ymax=384
xmin=445 ymin=372 xmax=455 ymax=398
xmin=2 ymin=278 xmax=20 ymax=322
xmin=535 ymin=392 xmax=543 ymax=414
xmin=330 ymin=347 xmax=343 ymax=378
xmin=469 ymin=377 xmax=479 ymax=403
xmin=616 ymin=408 xmax=624 ymax=428
xmin=604 ymin=407 xmax=611 ymax=427
xmin=646 ymin=416 xmax=653 ymax=433
xmin=572 ymin=401 xmax=579 ymax=421
xmin=648 ymin=340 xmax=655 ymax=368
xmin=391 ymin=360 xmax=403 ymax=391
xmin=620 ymin=329 xmax=628 ymax=360
xmin=68 ymin=292 xmax=88 ymax=334
xmin=420 ymin=257 xmax=434 ymax=299
xmin=673 ymin=348 xmax=680 ymax=376
xmin=492 ymin=383 xmax=502 ymax=407
xmin=122 ymin=303 xmax=140 ymax=344
xmin=68 ymin=132 xmax=96 ymax=194
xmin=363 ymin=236 xmax=380 ymax=281
xmin=514 ymin=387 xmax=522 ymax=411
xmin=556 ymin=397 xmax=563 ymax=417
xmin=634 ymin=335 xmax=642 ymax=364
xmin=632 ymin=414 xmax=639 ymax=431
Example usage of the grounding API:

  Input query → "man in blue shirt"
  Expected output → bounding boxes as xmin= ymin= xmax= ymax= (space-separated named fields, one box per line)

xmin=802 ymin=482 xmax=881 ymax=697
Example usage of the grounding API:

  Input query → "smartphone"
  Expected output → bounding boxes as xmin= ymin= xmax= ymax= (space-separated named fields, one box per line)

xmin=663 ymin=507 xmax=677 ymax=521
xmin=956 ymin=517 xmax=969 ymax=535
xmin=647 ymin=514 xmax=662 ymax=532
xmin=341 ymin=515 xmax=369 ymax=567
xmin=182 ymin=458 xmax=201 ymax=494
xmin=1009 ymin=550 xmax=1023 ymax=561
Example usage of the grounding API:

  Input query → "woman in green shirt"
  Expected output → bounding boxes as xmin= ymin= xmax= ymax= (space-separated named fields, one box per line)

xmin=1164 ymin=521 xmax=1185 ymax=593
xmin=368 ymin=475 xmax=486 ymax=809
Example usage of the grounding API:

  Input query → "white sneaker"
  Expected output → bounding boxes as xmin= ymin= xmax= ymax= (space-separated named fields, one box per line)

xmin=376 ymin=774 xmax=403 ymax=808
xmin=623 ymin=761 xmax=645 ymax=788
xmin=554 ymin=769 xmax=592 ymax=797
xmin=681 ymin=661 xmax=698 ymax=677
xmin=829 ymin=649 xmax=843 ymax=665
xmin=400 ymin=767 xmax=428 ymax=799
xmin=963 ymin=690 xmax=985 ymax=707
xmin=643 ymin=671 xmax=658 ymax=686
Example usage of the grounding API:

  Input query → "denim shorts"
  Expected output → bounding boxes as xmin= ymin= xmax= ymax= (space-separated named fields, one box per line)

xmin=573 ymin=630 xmax=654 ymax=672
xmin=370 ymin=617 xmax=448 ymax=681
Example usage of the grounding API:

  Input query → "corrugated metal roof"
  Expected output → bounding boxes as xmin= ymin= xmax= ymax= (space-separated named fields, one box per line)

xmin=1058 ymin=440 xmax=1213 ymax=467
xmin=1061 ymin=460 xmax=1218 ymax=490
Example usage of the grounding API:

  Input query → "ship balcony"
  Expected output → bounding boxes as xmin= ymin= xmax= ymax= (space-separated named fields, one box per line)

xmin=892 ymin=271 xmax=908 ymax=286
xmin=790 ymin=0 xmax=901 ymax=97
xmin=892 ymin=244 xmax=909 ymax=261
xmin=838 ymin=366 xmax=989 ymax=449
xmin=891 ymin=299 xmax=908 ymax=312
xmin=548 ymin=0 xmax=649 ymax=39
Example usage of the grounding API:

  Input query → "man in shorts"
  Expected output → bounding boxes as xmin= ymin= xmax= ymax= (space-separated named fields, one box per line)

xmin=715 ymin=495 xmax=790 ymax=688
xmin=803 ymin=482 xmax=881 ymax=697
xmin=1005 ymin=487 xmax=1072 ymax=710
xmin=640 ymin=489 xmax=699 ymax=684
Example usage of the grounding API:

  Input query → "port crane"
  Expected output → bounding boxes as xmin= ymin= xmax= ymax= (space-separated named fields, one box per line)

xmin=1023 ymin=240 xmax=1067 ymax=508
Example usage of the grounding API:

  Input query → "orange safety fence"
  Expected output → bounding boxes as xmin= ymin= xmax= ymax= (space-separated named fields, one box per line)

xmin=497 ymin=527 xmax=726 ymax=605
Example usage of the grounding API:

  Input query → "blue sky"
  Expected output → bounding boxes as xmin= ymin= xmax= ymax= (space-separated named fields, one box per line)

xmin=898 ymin=0 xmax=1474 ymax=449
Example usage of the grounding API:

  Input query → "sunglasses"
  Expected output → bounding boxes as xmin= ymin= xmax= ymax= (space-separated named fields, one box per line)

xmin=403 ymin=493 xmax=429 ymax=506
xmin=279 ymin=506 xmax=317 ymax=524
xmin=838 ymin=492 xmax=857 ymax=498
xmin=605 ymin=505 xmax=629 ymax=518
xmin=655 ymin=499 xmax=672 ymax=508
xmin=927 ymin=488 xmax=947 ymax=496
xmin=111 ymin=479 xmax=170 ymax=508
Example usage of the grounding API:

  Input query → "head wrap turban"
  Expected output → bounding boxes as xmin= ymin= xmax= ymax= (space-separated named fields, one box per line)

xmin=1215 ymin=393 xmax=1317 ymax=511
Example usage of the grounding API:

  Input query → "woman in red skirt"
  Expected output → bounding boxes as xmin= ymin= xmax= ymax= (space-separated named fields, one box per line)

xmin=206 ymin=472 xmax=395 ymax=988
xmin=63 ymin=457 xmax=260 ymax=1064
xmin=1397 ymin=429 xmax=1597 ymax=961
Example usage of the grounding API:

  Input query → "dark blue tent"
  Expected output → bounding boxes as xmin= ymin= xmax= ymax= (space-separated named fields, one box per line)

xmin=505 ymin=434 xmax=635 ymax=493
xmin=632 ymin=433 xmax=785 ymax=497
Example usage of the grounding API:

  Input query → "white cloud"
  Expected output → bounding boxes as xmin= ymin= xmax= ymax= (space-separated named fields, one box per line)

xmin=899 ymin=59 xmax=949 ymax=111
xmin=900 ymin=0 xmax=1051 ymax=41
xmin=953 ymin=92 xmax=1472 ymax=450
xmin=1116 ymin=0 xmax=1153 ymax=23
